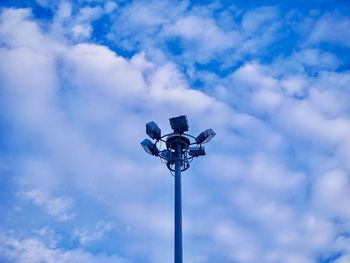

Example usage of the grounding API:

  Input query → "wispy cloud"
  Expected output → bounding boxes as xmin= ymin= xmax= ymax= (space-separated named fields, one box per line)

xmin=310 ymin=14 xmax=350 ymax=47
xmin=0 ymin=233 xmax=129 ymax=263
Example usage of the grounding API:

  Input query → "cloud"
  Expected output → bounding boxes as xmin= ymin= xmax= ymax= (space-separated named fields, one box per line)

xmin=0 ymin=7 xmax=230 ymax=262
xmin=73 ymin=221 xmax=114 ymax=245
xmin=275 ymin=99 xmax=350 ymax=146
xmin=1 ymin=3 xmax=350 ymax=263
xmin=164 ymin=15 xmax=238 ymax=56
xmin=0 ymin=8 xmax=54 ymax=50
xmin=107 ymin=0 xmax=188 ymax=51
xmin=312 ymin=170 xmax=350 ymax=219
xmin=280 ymin=49 xmax=341 ymax=73
xmin=237 ymin=6 xmax=281 ymax=55
xmin=106 ymin=2 xmax=282 ymax=67
xmin=310 ymin=14 xmax=350 ymax=47
xmin=23 ymin=189 xmax=75 ymax=221
xmin=48 ymin=1 xmax=113 ymax=41
xmin=0 ymin=233 xmax=128 ymax=263
xmin=241 ymin=6 xmax=279 ymax=33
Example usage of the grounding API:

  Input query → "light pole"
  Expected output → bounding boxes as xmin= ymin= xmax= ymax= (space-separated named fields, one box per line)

xmin=141 ymin=115 xmax=216 ymax=263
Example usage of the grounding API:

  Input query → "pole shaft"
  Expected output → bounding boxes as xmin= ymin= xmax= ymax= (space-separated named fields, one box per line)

xmin=174 ymin=143 xmax=183 ymax=263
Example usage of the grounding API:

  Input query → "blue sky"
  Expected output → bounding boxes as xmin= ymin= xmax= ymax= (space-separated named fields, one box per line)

xmin=1 ymin=0 xmax=350 ymax=262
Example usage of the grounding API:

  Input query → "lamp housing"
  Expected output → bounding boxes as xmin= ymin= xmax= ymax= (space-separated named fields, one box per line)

xmin=196 ymin=128 xmax=216 ymax=144
xmin=146 ymin=121 xmax=161 ymax=140
xmin=169 ymin=115 xmax=189 ymax=133
xmin=160 ymin=149 xmax=171 ymax=159
xmin=141 ymin=139 xmax=159 ymax=156
xmin=188 ymin=146 xmax=206 ymax=157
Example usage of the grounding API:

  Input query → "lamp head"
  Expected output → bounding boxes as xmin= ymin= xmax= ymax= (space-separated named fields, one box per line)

xmin=141 ymin=139 xmax=160 ymax=156
xmin=169 ymin=115 xmax=189 ymax=133
xmin=196 ymin=128 xmax=216 ymax=144
xmin=188 ymin=146 xmax=206 ymax=157
xmin=159 ymin=149 xmax=171 ymax=159
xmin=146 ymin=121 xmax=161 ymax=140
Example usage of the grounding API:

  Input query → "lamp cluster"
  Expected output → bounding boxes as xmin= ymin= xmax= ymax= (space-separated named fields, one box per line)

xmin=141 ymin=115 xmax=215 ymax=263
xmin=141 ymin=115 xmax=216 ymax=172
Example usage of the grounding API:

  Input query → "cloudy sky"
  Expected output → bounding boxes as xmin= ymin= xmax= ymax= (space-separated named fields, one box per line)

xmin=1 ymin=0 xmax=350 ymax=262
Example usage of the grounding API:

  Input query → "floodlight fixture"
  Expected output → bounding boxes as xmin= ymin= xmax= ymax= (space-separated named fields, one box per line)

xmin=146 ymin=121 xmax=161 ymax=140
xmin=140 ymin=139 xmax=159 ymax=156
xmin=141 ymin=115 xmax=215 ymax=263
xmin=160 ymin=149 xmax=171 ymax=159
xmin=169 ymin=115 xmax=189 ymax=133
xmin=188 ymin=146 xmax=206 ymax=157
xmin=196 ymin=128 xmax=216 ymax=144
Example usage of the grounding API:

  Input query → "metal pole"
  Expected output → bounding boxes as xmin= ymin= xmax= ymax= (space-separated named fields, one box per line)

xmin=174 ymin=142 xmax=183 ymax=263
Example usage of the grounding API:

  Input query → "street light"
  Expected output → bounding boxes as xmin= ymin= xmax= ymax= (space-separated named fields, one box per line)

xmin=188 ymin=146 xmax=206 ymax=157
xmin=140 ymin=115 xmax=215 ymax=263
xmin=146 ymin=121 xmax=161 ymax=140
xmin=140 ymin=139 xmax=159 ymax=156
xmin=169 ymin=115 xmax=189 ymax=133
xmin=196 ymin=128 xmax=216 ymax=144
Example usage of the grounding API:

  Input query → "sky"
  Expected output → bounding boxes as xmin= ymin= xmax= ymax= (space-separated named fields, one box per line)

xmin=0 ymin=0 xmax=350 ymax=262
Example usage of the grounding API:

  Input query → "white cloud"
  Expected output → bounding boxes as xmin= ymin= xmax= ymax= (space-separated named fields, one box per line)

xmin=224 ymin=60 xmax=350 ymax=148
xmin=104 ymin=1 xmax=117 ymax=14
xmin=212 ymin=221 xmax=260 ymax=262
xmin=73 ymin=221 xmax=114 ymax=245
xmin=56 ymin=1 xmax=72 ymax=20
xmin=164 ymin=15 xmax=238 ymax=53
xmin=310 ymin=14 xmax=350 ymax=47
xmin=63 ymin=43 xmax=147 ymax=96
xmin=2 ymin=4 xmax=350 ymax=263
xmin=0 ymin=7 xmax=232 ymax=262
xmin=231 ymin=62 xmax=280 ymax=90
xmin=71 ymin=24 xmax=92 ymax=39
xmin=312 ymin=170 xmax=350 ymax=219
xmin=107 ymin=0 xmax=188 ymax=50
xmin=278 ymin=49 xmax=342 ymax=74
xmin=275 ymin=99 xmax=350 ymax=146
xmin=0 ymin=8 xmax=56 ymax=51
xmin=76 ymin=6 xmax=103 ymax=23
xmin=35 ymin=0 xmax=51 ymax=7
xmin=237 ymin=6 xmax=281 ymax=56
xmin=280 ymin=75 xmax=307 ymax=96
xmin=23 ymin=189 xmax=75 ymax=221
xmin=241 ymin=6 xmax=279 ymax=34
xmin=49 ymin=2 xmax=106 ymax=41
xmin=106 ymin=2 xmax=282 ymax=66
xmin=0 ymin=233 xmax=128 ymax=263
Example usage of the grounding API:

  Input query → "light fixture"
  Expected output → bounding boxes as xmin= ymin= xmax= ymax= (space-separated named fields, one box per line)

xmin=140 ymin=139 xmax=159 ymax=156
xmin=196 ymin=128 xmax=216 ymax=144
xmin=146 ymin=121 xmax=161 ymax=140
xmin=160 ymin=149 xmax=171 ymax=159
xmin=188 ymin=146 xmax=206 ymax=157
xmin=141 ymin=115 xmax=215 ymax=263
xmin=169 ymin=115 xmax=189 ymax=133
